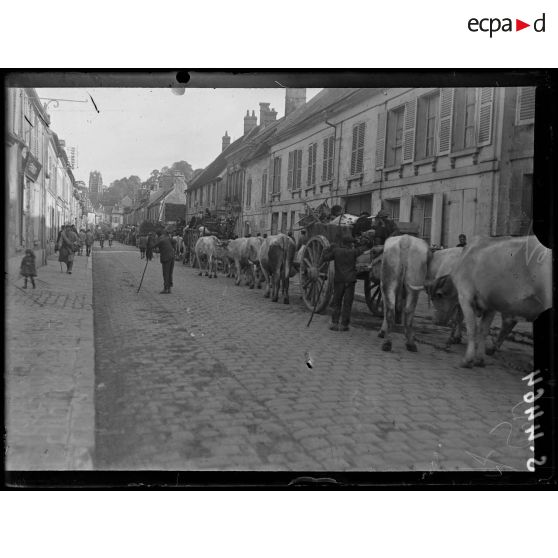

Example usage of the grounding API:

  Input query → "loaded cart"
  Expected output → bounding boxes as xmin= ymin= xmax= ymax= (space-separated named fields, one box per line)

xmin=295 ymin=212 xmax=419 ymax=317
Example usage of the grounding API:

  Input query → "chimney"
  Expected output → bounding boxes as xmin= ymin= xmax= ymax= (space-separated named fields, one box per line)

xmin=285 ymin=88 xmax=307 ymax=116
xmin=259 ymin=103 xmax=278 ymax=128
xmin=222 ymin=131 xmax=231 ymax=152
xmin=244 ymin=110 xmax=257 ymax=135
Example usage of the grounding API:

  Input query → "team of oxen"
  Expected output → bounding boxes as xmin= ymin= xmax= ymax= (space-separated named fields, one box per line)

xmin=191 ymin=231 xmax=296 ymax=303
xmin=186 ymin=228 xmax=552 ymax=368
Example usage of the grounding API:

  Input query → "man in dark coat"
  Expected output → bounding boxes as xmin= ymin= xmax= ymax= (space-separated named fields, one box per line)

xmin=352 ymin=211 xmax=372 ymax=238
xmin=456 ymin=234 xmax=467 ymax=247
xmin=152 ymin=230 xmax=177 ymax=294
xmin=371 ymin=209 xmax=398 ymax=246
xmin=322 ymin=236 xmax=370 ymax=331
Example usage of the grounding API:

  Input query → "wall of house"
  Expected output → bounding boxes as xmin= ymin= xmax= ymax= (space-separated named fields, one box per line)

xmin=243 ymin=87 xmax=515 ymax=247
xmin=242 ymin=155 xmax=270 ymax=234
xmin=496 ymin=87 xmax=535 ymax=236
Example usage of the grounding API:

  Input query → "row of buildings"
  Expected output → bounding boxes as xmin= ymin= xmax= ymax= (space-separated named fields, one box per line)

xmin=6 ymin=87 xmax=99 ymax=274
xmin=186 ymin=86 xmax=535 ymax=246
xmin=121 ymin=172 xmax=188 ymax=228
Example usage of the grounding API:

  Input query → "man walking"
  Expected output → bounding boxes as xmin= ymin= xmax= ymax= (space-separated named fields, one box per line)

xmin=152 ymin=229 xmax=176 ymax=294
xmin=85 ymin=228 xmax=94 ymax=256
xmin=78 ymin=228 xmax=86 ymax=256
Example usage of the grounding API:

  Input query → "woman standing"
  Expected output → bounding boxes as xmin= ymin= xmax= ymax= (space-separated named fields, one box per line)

xmin=58 ymin=225 xmax=79 ymax=274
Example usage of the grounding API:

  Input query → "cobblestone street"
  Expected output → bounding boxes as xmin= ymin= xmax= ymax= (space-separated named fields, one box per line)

xmin=90 ymin=242 xmax=533 ymax=471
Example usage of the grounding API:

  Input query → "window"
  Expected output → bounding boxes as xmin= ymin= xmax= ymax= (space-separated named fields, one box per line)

xmin=385 ymin=106 xmax=405 ymax=167
xmin=261 ymin=170 xmax=268 ymax=204
xmin=271 ymin=212 xmax=279 ymax=235
xmin=211 ymin=183 xmax=216 ymax=204
xmin=384 ymin=198 xmax=400 ymax=225
xmin=290 ymin=210 xmax=296 ymax=232
xmin=516 ymin=86 xmax=535 ymax=125
xmin=272 ymin=157 xmax=282 ymax=194
xmin=307 ymin=143 xmax=317 ymax=186
xmin=322 ymin=136 xmax=335 ymax=181
xmin=287 ymin=149 xmax=302 ymax=190
xmin=245 ymin=178 xmax=252 ymax=207
xmin=451 ymin=88 xmax=477 ymax=151
xmin=411 ymin=195 xmax=433 ymax=245
xmin=416 ymin=93 xmax=440 ymax=160
xmin=350 ymin=122 xmax=366 ymax=175
xmin=281 ymin=212 xmax=288 ymax=233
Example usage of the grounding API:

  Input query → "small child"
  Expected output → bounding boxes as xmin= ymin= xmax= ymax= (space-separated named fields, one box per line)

xmin=20 ymin=248 xmax=37 ymax=289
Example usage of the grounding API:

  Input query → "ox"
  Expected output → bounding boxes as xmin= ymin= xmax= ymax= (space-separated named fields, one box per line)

xmin=434 ymin=235 xmax=552 ymax=368
xmin=194 ymin=235 xmax=222 ymax=278
xmin=227 ymin=237 xmax=263 ymax=288
xmin=173 ymin=235 xmax=184 ymax=261
xmin=426 ymin=247 xmax=466 ymax=347
xmin=426 ymin=247 xmax=518 ymax=354
xmin=258 ymin=233 xmax=296 ymax=303
xmin=379 ymin=234 xmax=430 ymax=352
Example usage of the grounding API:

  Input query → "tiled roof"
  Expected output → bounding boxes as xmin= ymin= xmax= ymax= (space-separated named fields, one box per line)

xmin=271 ymin=88 xmax=363 ymax=142
xmin=146 ymin=188 xmax=172 ymax=208
xmin=189 ymin=89 xmax=379 ymax=187
xmin=188 ymin=135 xmax=246 ymax=190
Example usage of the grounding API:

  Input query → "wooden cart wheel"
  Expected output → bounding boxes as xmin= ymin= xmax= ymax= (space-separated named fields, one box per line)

xmin=300 ymin=235 xmax=334 ymax=313
xmin=364 ymin=276 xmax=384 ymax=317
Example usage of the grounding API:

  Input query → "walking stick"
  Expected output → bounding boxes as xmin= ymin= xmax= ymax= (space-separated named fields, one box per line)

xmin=136 ymin=258 xmax=149 ymax=294
xmin=306 ymin=265 xmax=328 ymax=327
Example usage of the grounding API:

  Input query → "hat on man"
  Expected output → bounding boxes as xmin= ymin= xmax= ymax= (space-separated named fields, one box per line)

xmin=376 ymin=209 xmax=390 ymax=219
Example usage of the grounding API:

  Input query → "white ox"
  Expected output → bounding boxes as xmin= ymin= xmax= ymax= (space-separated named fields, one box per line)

xmin=426 ymin=247 xmax=518 ymax=354
xmin=379 ymin=235 xmax=430 ymax=352
xmin=258 ymin=234 xmax=296 ymax=303
xmin=226 ymin=237 xmax=263 ymax=288
xmin=435 ymin=235 xmax=552 ymax=368
xmin=194 ymin=235 xmax=223 ymax=278
xmin=173 ymin=235 xmax=184 ymax=261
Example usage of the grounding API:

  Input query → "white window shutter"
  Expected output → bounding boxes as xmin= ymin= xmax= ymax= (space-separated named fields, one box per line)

xmin=438 ymin=88 xmax=454 ymax=155
xmin=356 ymin=123 xmax=365 ymax=173
xmin=287 ymin=151 xmax=294 ymax=190
xmin=375 ymin=111 xmax=387 ymax=169
xmin=402 ymin=99 xmax=417 ymax=164
xmin=306 ymin=144 xmax=315 ymax=186
xmin=517 ymin=86 xmax=536 ymax=124
xmin=350 ymin=125 xmax=359 ymax=175
xmin=477 ymin=87 xmax=494 ymax=146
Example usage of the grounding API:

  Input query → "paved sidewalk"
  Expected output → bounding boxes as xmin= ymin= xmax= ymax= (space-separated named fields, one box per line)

xmin=5 ymin=251 xmax=95 ymax=470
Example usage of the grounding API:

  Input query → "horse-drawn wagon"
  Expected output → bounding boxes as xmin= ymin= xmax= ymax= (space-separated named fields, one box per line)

xmin=296 ymin=210 xmax=419 ymax=317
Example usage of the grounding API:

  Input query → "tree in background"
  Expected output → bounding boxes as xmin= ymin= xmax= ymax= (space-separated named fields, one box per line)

xmin=171 ymin=160 xmax=194 ymax=181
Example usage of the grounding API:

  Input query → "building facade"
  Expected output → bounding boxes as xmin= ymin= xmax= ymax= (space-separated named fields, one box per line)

xmin=237 ymin=87 xmax=534 ymax=246
xmin=6 ymin=87 xmax=81 ymax=274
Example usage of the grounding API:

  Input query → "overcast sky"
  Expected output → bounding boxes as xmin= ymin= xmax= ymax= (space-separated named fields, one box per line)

xmin=36 ymin=88 xmax=322 ymax=186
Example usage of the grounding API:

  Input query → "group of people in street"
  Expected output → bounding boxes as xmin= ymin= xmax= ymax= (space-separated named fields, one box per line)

xmin=54 ymin=225 xmax=110 ymax=273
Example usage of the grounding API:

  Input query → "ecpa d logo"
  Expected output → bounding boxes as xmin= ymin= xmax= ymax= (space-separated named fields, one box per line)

xmin=468 ymin=13 xmax=546 ymax=37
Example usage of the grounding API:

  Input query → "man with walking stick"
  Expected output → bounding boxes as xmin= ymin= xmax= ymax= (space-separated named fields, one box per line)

xmin=152 ymin=228 xmax=177 ymax=294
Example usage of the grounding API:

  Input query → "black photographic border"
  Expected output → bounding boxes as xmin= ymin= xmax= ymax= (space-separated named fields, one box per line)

xmin=2 ymin=69 xmax=556 ymax=489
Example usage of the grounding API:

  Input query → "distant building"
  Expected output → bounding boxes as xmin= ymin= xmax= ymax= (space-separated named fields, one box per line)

xmin=60 ymin=142 xmax=78 ymax=170
xmin=89 ymin=170 xmax=103 ymax=206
